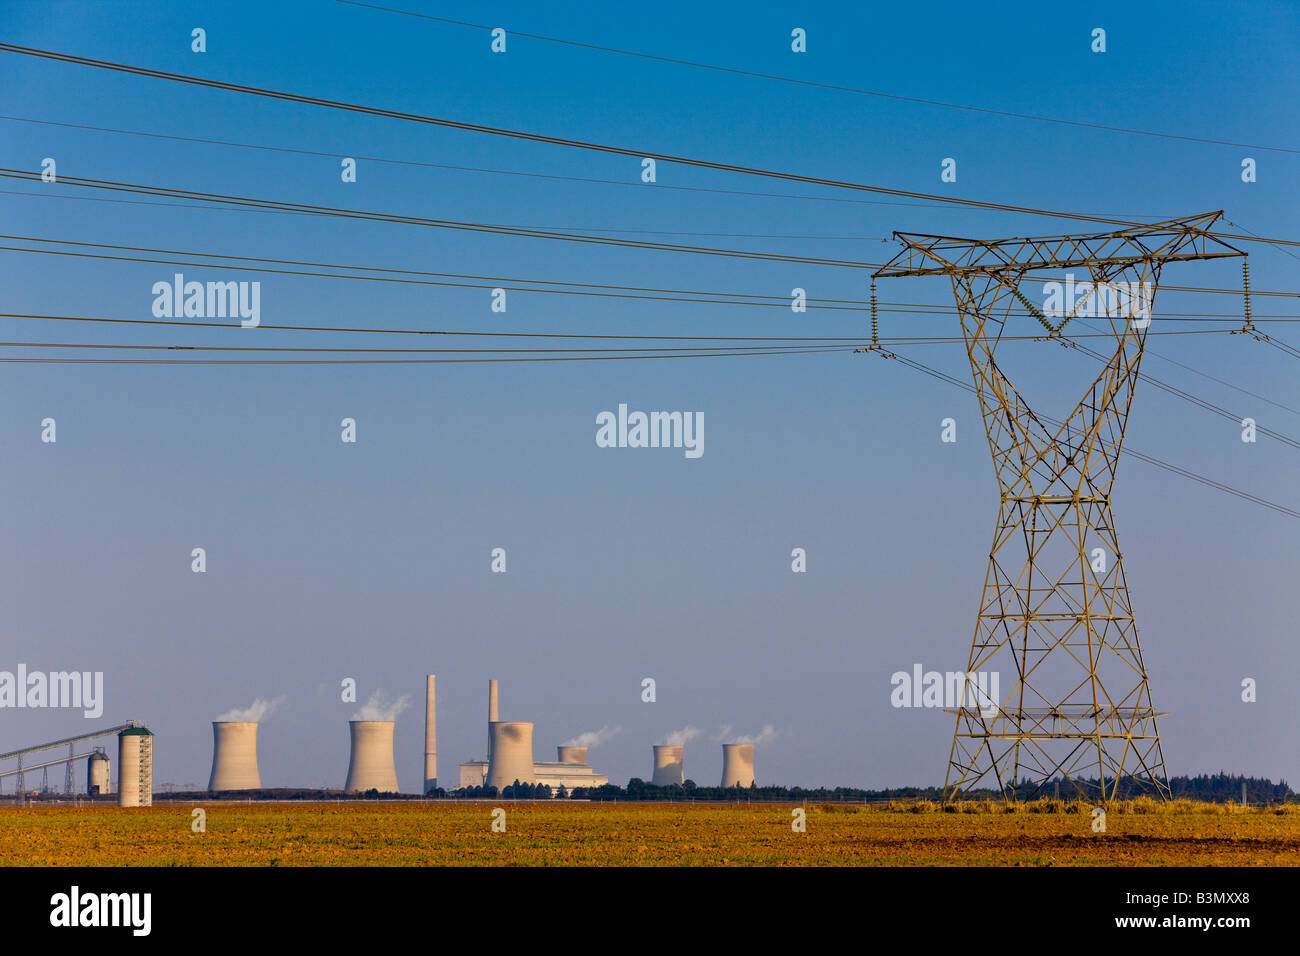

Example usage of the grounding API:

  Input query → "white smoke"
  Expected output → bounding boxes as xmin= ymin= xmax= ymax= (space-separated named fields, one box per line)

xmin=216 ymin=696 xmax=284 ymax=722
xmin=732 ymin=725 xmax=778 ymax=746
xmin=711 ymin=724 xmax=732 ymax=742
xmin=563 ymin=725 xmax=622 ymax=748
xmin=352 ymin=690 xmax=409 ymax=721
xmin=665 ymin=726 xmax=701 ymax=745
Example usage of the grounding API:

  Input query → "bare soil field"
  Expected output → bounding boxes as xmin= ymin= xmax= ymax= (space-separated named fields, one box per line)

xmin=2 ymin=799 xmax=1297 ymax=866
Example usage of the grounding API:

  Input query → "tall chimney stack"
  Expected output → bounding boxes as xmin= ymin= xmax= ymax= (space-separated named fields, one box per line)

xmin=424 ymin=675 xmax=437 ymax=794
xmin=488 ymin=679 xmax=499 ymax=758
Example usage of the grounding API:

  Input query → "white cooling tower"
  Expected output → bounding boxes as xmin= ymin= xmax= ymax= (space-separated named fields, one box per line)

xmin=720 ymin=743 xmax=756 ymax=788
xmin=117 ymin=727 xmax=153 ymax=807
xmin=557 ymin=745 xmax=587 ymax=765
xmin=652 ymin=744 xmax=685 ymax=786
xmin=486 ymin=721 xmax=535 ymax=790
xmin=87 ymin=750 xmax=111 ymax=795
xmin=344 ymin=720 xmax=400 ymax=793
xmin=424 ymin=675 xmax=437 ymax=794
xmin=208 ymin=721 xmax=262 ymax=791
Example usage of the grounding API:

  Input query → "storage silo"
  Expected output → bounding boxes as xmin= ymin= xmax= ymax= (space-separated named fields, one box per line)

xmin=87 ymin=750 xmax=111 ymax=795
xmin=117 ymin=726 xmax=154 ymax=807
xmin=344 ymin=720 xmax=400 ymax=794
xmin=720 ymin=743 xmax=755 ymax=788
xmin=208 ymin=721 xmax=262 ymax=791
xmin=652 ymin=744 xmax=685 ymax=786
xmin=486 ymin=721 xmax=535 ymax=790
xmin=556 ymin=745 xmax=587 ymax=765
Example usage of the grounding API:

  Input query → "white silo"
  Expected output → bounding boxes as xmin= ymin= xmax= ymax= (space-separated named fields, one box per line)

xmin=720 ymin=743 xmax=756 ymax=788
xmin=424 ymin=675 xmax=437 ymax=794
xmin=208 ymin=721 xmax=262 ymax=791
xmin=117 ymin=726 xmax=153 ymax=807
xmin=344 ymin=720 xmax=400 ymax=793
xmin=486 ymin=721 xmax=536 ymax=790
xmin=652 ymin=744 xmax=684 ymax=786
xmin=557 ymin=745 xmax=587 ymax=765
xmin=87 ymin=750 xmax=111 ymax=795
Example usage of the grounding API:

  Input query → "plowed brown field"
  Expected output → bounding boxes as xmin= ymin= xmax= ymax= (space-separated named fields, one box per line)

xmin=2 ymin=800 xmax=1297 ymax=866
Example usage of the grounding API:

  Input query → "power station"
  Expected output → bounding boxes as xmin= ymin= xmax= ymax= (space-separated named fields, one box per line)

xmin=459 ymin=680 xmax=609 ymax=791
xmin=1 ymin=674 xmax=769 ymax=800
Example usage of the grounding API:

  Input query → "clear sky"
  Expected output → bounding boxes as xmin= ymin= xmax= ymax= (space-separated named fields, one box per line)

xmin=1 ymin=0 xmax=1297 ymax=792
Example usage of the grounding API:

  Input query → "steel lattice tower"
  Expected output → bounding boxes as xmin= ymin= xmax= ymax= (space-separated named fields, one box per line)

xmin=873 ymin=213 xmax=1244 ymax=802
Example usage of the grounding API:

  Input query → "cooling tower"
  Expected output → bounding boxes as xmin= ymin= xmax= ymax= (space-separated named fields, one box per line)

xmin=720 ymin=743 xmax=756 ymax=788
xmin=424 ymin=675 xmax=437 ymax=794
xmin=117 ymin=727 xmax=153 ymax=807
xmin=486 ymin=721 xmax=535 ymax=790
xmin=344 ymin=720 xmax=400 ymax=793
xmin=208 ymin=721 xmax=262 ymax=791
xmin=652 ymin=744 xmax=685 ymax=786
xmin=557 ymin=745 xmax=587 ymax=765
xmin=87 ymin=750 xmax=111 ymax=795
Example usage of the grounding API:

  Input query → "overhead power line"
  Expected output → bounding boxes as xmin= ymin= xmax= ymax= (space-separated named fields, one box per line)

xmin=0 ymin=313 xmax=1233 ymax=344
xmin=6 ymin=234 xmax=1297 ymax=321
xmin=0 ymin=168 xmax=869 ymax=269
xmin=877 ymin=350 xmax=1300 ymax=520
xmin=1 ymin=42 xmax=1295 ymax=247
xmin=0 ymin=346 xmax=859 ymax=365
xmin=334 ymin=0 xmax=1300 ymax=156
xmin=0 ymin=114 xmax=952 ymax=212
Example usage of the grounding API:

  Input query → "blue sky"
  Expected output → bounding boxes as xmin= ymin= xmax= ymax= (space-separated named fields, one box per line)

xmin=1 ymin=0 xmax=1297 ymax=791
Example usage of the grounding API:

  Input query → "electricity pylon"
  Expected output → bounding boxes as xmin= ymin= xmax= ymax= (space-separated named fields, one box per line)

xmin=873 ymin=213 xmax=1244 ymax=802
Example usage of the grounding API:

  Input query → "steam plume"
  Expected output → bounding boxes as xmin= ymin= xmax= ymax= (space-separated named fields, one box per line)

xmin=665 ymin=726 xmax=701 ymax=745
xmin=352 ymin=690 xmax=409 ymax=721
xmin=562 ymin=725 xmax=622 ymax=748
xmin=216 ymin=696 xmax=284 ymax=722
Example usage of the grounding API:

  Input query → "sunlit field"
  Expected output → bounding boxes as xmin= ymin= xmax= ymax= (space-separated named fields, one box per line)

xmin=2 ymin=799 xmax=1298 ymax=866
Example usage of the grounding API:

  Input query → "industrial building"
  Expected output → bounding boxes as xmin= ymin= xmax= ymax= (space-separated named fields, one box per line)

xmin=0 ymin=721 xmax=146 ymax=798
xmin=208 ymin=721 xmax=262 ymax=791
xmin=458 ymin=680 xmax=609 ymax=792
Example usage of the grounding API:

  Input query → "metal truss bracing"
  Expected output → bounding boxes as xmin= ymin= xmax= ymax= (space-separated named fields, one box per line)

xmin=874 ymin=213 xmax=1245 ymax=802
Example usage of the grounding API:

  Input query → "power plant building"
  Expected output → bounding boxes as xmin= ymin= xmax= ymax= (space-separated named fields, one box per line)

xmin=208 ymin=721 xmax=262 ymax=791
xmin=458 ymin=681 xmax=609 ymax=792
